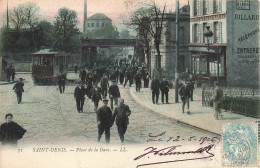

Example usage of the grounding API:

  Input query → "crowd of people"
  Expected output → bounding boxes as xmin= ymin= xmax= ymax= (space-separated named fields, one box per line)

xmin=0 ymin=59 xmax=224 ymax=147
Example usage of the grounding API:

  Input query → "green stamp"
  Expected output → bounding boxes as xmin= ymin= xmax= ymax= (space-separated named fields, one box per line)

xmin=223 ymin=123 xmax=258 ymax=167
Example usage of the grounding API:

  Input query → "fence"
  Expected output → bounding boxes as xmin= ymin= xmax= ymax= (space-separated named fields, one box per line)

xmin=202 ymin=86 xmax=260 ymax=118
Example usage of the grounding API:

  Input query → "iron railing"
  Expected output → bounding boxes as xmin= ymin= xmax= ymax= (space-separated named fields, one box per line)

xmin=202 ymin=87 xmax=260 ymax=118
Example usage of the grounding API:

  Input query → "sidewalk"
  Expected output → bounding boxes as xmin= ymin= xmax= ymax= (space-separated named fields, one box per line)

xmin=129 ymin=87 xmax=260 ymax=136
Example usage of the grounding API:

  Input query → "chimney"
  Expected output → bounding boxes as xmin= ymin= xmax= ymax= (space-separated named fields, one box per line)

xmin=83 ymin=0 xmax=87 ymax=33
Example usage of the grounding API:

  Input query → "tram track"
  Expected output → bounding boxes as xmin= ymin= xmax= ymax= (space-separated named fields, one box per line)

xmin=50 ymin=85 xmax=96 ymax=143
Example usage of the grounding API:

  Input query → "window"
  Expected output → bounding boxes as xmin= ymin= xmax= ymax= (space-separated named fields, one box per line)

xmin=193 ymin=57 xmax=207 ymax=75
xmin=91 ymin=23 xmax=94 ymax=27
xmin=203 ymin=0 xmax=209 ymax=15
xmin=194 ymin=0 xmax=198 ymax=16
xmin=102 ymin=23 xmax=104 ymax=27
xmin=203 ymin=23 xmax=207 ymax=43
xmin=87 ymin=23 xmax=90 ymax=27
xmin=213 ymin=0 xmax=222 ymax=13
xmin=179 ymin=27 xmax=184 ymax=44
xmin=193 ymin=24 xmax=199 ymax=43
xmin=213 ymin=22 xmax=222 ymax=43
xmin=96 ymin=23 xmax=99 ymax=27
xmin=213 ymin=0 xmax=217 ymax=13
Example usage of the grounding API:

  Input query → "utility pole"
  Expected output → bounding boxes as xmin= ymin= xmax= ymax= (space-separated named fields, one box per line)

xmin=7 ymin=0 xmax=9 ymax=29
xmin=175 ymin=0 xmax=179 ymax=103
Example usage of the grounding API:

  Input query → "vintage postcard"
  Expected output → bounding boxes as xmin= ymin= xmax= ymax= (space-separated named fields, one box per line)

xmin=0 ymin=0 xmax=259 ymax=168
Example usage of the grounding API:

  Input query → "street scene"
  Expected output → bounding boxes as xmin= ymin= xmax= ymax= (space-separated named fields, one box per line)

xmin=0 ymin=0 xmax=259 ymax=168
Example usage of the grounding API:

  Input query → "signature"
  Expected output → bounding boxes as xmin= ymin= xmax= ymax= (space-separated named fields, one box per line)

xmin=147 ymin=132 xmax=220 ymax=145
xmin=134 ymin=144 xmax=215 ymax=168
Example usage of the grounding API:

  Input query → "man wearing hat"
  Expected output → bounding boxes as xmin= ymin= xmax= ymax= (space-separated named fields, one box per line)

xmin=74 ymin=82 xmax=86 ymax=113
xmin=57 ymin=73 xmax=66 ymax=94
xmin=100 ymin=74 xmax=109 ymax=99
xmin=97 ymin=99 xmax=113 ymax=144
xmin=90 ymin=83 xmax=102 ymax=112
xmin=112 ymin=98 xmax=131 ymax=144
xmin=109 ymin=80 xmax=121 ymax=110
xmin=134 ymin=71 xmax=142 ymax=92
xmin=179 ymin=80 xmax=191 ymax=114
xmin=13 ymin=78 xmax=24 ymax=104
xmin=214 ymin=82 xmax=223 ymax=120
xmin=151 ymin=76 xmax=160 ymax=104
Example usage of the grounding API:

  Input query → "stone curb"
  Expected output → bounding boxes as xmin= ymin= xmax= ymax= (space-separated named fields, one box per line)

xmin=0 ymin=81 xmax=16 ymax=85
xmin=128 ymin=87 xmax=221 ymax=137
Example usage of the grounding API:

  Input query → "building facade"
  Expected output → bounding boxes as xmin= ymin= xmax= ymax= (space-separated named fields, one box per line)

xmin=85 ymin=13 xmax=112 ymax=32
xmin=189 ymin=0 xmax=259 ymax=86
xmin=150 ymin=5 xmax=190 ymax=79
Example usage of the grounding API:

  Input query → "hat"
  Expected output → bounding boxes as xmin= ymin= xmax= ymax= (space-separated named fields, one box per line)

xmin=5 ymin=113 xmax=13 ymax=119
xmin=19 ymin=78 xmax=23 ymax=80
xmin=103 ymin=99 xmax=109 ymax=102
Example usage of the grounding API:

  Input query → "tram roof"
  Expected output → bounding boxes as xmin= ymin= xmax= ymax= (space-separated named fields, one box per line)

xmin=32 ymin=49 xmax=69 ymax=57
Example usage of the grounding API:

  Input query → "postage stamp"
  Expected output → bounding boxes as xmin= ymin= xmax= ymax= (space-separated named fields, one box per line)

xmin=222 ymin=123 xmax=258 ymax=167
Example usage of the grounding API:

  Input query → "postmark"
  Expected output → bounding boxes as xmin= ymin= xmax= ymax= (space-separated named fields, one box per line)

xmin=222 ymin=123 xmax=258 ymax=167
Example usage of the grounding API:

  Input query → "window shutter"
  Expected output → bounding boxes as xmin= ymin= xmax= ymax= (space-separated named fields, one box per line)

xmin=197 ymin=0 xmax=200 ymax=15
xmin=218 ymin=0 xmax=222 ymax=12
xmin=219 ymin=22 xmax=222 ymax=43
xmin=199 ymin=24 xmax=203 ymax=43
xmin=192 ymin=24 xmax=194 ymax=43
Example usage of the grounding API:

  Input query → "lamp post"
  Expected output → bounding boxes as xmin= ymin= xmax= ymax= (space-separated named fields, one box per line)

xmin=203 ymin=26 xmax=213 ymax=51
xmin=203 ymin=26 xmax=220 ymax=82
xmin=175 ymin=0 xmax=179 ymax=103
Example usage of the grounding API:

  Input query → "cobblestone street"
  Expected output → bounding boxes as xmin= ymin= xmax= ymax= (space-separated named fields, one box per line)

xmin=0 ymin=74 xmax=214 ymax=147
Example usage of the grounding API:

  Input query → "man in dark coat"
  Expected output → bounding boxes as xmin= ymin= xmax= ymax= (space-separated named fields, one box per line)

xmin=0 ymin=113 xmax=26 ymax=147
xmin=151 ymin=76 xmax=160 ymax=104
xmin=13 ymin=78 xmax=24 ymax=104
xmin=5 ymin=66 xmax=11 ymax=82
xmin=160 ymin=78 xmax=170 ymax=104
xmin=214 ymin=82 xmax=223 ymax=120
xmin=123 ymin=69 xmax=133 ymax=87
xmin=86 ymin=73 xmax=94 ymax=98
xmin=74 ymin=64 xmax=78 ymax=74
xmin=134 ymin=72 xmax=142 ymax=92
xmin=57 ymin=74 xmax=66 ymax=94
xmin=11 ymin=66 xmax=15 ymax=81
xmin=90 ymin=84 xmax=102 ymax=112
xmin=143 ymin=70 xmax=150 ymax=88
xmin=188 ymin=74 xmax=195 ymax=101
xmin=74 ymin=82 xmax=86 ymax=113
xmin=109 ymin=80 xmax=121 ymax=110
xmin=100 ymin=74 xmax=109 ymax=98
xmin=79 ymin=68 xmax=87 ymax=84
xmin=97 ymin=99 xmax=113 ymax=144
xmin=119 ymin=68 xmax=125 ymax=85
xmin=113 ymin=98 xmax=131 ymax=144
xmin=179 ymin=81 xmax=191 ymax=114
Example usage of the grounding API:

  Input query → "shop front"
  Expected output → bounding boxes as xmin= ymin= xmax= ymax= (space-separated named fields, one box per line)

xmin=189 ymin=44 xmax=226 ymax=85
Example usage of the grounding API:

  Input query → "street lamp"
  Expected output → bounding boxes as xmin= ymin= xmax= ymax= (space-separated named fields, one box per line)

xmin=203 ymin=26 xmax=213 ymax=51
xmin=203 ymin=26 xmax=220 ymax=82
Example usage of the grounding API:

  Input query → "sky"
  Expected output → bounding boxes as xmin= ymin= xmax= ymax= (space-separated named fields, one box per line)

xmin=0 ymin=0 xmax=189 ymax=32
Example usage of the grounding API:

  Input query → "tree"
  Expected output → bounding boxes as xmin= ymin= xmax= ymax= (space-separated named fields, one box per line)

xmin=34 ymin=20 xmax=55 ymax=49
xmin=54 ymin=7 xmax=80 ymax=53
xmin=119 ymin=29 xmax=134 ymax=39
xmin=125 ymin=2 xmax=166 ymax=79
xmin=85 ymin=24 xmax=119 ymax=39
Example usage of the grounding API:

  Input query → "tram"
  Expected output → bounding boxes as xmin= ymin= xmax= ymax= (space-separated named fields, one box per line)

xmin=32 ymin=49 xmax=69 ymax=84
